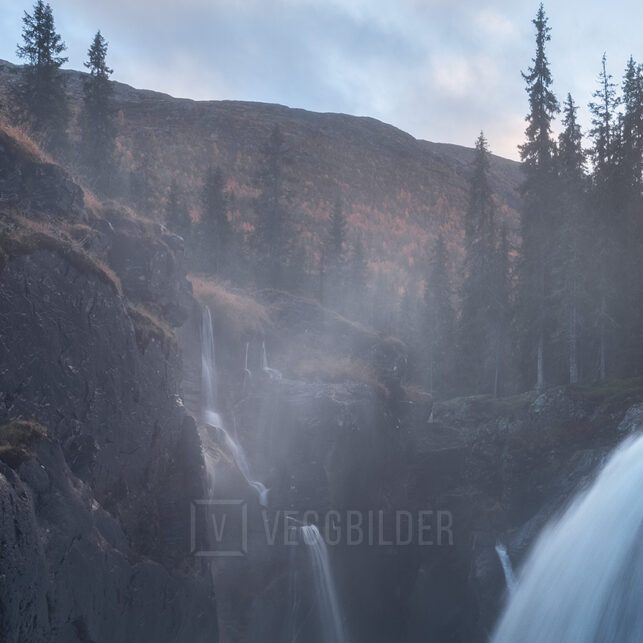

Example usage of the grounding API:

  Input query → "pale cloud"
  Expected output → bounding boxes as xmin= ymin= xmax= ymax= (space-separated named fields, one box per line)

xmin=475 ymin=9 xmax=516 ymax=39
xmin=1 ymin=0 xmax=642 ymax=161
xmin=432 ymin=55 xmax=478 ymax=98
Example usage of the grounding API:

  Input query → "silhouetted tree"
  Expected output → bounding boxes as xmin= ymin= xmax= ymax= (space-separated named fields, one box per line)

xmin=588 ymin=53 xmax=620 ymax=380
xmin=516 ymin=3 xmax=560 ymax=390
xmin=165 ymin=179 xmax=192 ymax=240
xmin=554 ymin=94 xmax=588 ymax=384
xmin=492 ymin=224 xmax=511 ymax=397
xmin=617 ymin=57 xmax=643 ymax=375
xmin=15 ymin=0 xmax=68 ymax=154
xmin=254 ymin=125 xmax=292 ymax=289
xmin=81 ymin=31 xmax=115 ymax=193
xmin=423 ymin=235 xmax=455 ymax=397
xmin=320 ymin=193 xmax=348 ymax=306
xmin=199 ymin=166 xmax=232 ymax=275
xmin=458 ymin=132 xmax=498 ymax=393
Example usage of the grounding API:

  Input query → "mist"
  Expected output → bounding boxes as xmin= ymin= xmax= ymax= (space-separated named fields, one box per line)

xmin=0 ymin=2 xmax=642 ymax=642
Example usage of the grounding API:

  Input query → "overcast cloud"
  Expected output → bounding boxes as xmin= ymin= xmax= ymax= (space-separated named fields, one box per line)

xmin=1 ymin=0 xmax=641 ymax=159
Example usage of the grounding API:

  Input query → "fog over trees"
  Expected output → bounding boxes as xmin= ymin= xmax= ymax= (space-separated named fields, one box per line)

xmin=8 ymin=1 xmax=643 ymax=399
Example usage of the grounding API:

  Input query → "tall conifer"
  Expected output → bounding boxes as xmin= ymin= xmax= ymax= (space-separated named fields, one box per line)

xmin=16 ymin=1 xmax=68 ymax=154
xmin=81 ymin=31 xmax=115 ymax=193
xmin=517 ymin=3 xmax=559 ymax=390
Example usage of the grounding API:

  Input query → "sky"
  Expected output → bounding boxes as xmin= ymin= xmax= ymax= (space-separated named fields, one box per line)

xmin=1 ymin=0 xmax=641 ymax=160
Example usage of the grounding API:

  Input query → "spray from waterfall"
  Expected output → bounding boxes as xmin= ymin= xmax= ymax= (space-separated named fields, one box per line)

xmin=492 ymin=432 xmax=643 ymax=643
xmin=301 ymin=524 xmax=347 ymax=643
xmin=201 ymin=306 xmax=269 ymax=507
xmin=494 ymin=543 xmax=516 ymax=594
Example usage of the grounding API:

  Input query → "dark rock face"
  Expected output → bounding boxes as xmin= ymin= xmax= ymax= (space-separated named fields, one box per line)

xmin=0 ymin=250 xmax=196 ymax=564
xmin=2 ymin=117 xmax=642 ymax=642
xmin=199 ymin=336 xmax=643 ymax=643
xmin=0 ymin=129 xmax=84 ymax=217
xmin=423 ymin=385 xmax=643 ymax=639
xmin=0 ymin=439 xmax=216 ymax=643
xmin=0 ymin=248 xmax=218 ymax=641
xmin=0 ymin=126 xmax=219 ymax=641
xmin=198 ymin=369 xmax=429 ymax=643
xmin=103 ymin=207 xmax=192 ymax=326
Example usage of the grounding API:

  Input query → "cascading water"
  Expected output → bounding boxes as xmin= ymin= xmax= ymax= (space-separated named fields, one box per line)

xmin=492 ymin=432 xmax=643 ymax=643
xmin=300 ymin=524 xmax=347 ymax=643
xmin=201 ymin=306 xmax=269 ymax=506
xmin=494 ymin=543 xmax=516 ymax=594
xmin=261 ymin=340 xmax=282 ymax=380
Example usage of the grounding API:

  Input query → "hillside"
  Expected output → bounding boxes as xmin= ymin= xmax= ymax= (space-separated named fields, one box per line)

xmin=0 ymin=59 xmax=522 ymax=285
xmin=2 ymin=87 xmax=643 ymax=643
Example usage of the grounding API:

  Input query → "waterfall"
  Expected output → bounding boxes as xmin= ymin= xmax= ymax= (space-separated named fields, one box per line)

xmin=201 ymin=305 xmax=221 ymax=427
xmin=494 ymin=543 xmax=516 ymax=594
xmin=261 ymin=340 xmax=268 ymax=371
xmin=242 ymin=341 xmax=252 ymax=391
xmin=492 ymin=432 xmax=643 ymax=643
xmin=261 ymin=340 xmax=282 ymax=380
xmin=201 ymin=306 xmax=269 ymax=507
xmin=301 ymin=525 xmax=347 ymax=643
xmin=244 ymin=341 xmax=251 ymax=376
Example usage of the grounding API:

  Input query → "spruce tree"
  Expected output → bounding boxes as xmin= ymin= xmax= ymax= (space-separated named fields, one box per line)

xmin=200 ymin=166 xmax=232 ymax=275
xmin=341 ymin=234 xmax=369 ymax=321
xmin=492 ymin=224 xmax=511 ymax=397
xmin=165 ymin=179 xmax=192 ymax=240
xmin=619 ymin=58 xmax=643 ymax=196
xmin=618 ymin=58 xmax=643 ymax=375
xmin=458 ymin=132 xmax=497 ymax=393
xmin=588 ymin=54 xmax=620 ymax=380
xmin=423 ymin=235 xmax=455 ymax=398
xmin=81 ymin=31 xmax=116 ymax=194
xmin=254 ymin=125 xmax=292 ymax=289
xmin=555 ymin=94 xmax=588 ymax=384
xmin=517 ymin=3 xmax=559 ymax=390
xmin=328 ymin=194 xmax=347 ymax=264
xmin=15 ymin=0 xmax=68 ymax=154
xmin=321 ymin=193 xmax=348 ymax=306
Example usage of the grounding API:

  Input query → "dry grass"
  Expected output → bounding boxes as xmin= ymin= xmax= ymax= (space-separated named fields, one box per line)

xmin=190 ymin=275 xmax=271 ymax=338
xmin=0 ymin=120 xmax=159 ymax=235
xmin=402 ymin=384 xmax=433 ymax=404
xmin=1 ymin=214 xmax=123 ymax=296
xmin=126 ymin=303 xmax=177 ymax=355
xmin=0 ymin=118 xmax=52 ymax=164
xmin=285 ymin=346 xmax=385 ymax=393
xmin=0 ymin=418 xmax=48 ymax=468
xmin=82 ymin=189 xmax=103 ymax=216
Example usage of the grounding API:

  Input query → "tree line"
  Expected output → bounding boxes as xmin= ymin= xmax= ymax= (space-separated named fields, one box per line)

xmin=7 ymin=2 xmax=643 ymax=398
xmin=9 ymin=1 xmax=366 ymax=298
xmin=417 ymin=4 xmax=643 ymax=398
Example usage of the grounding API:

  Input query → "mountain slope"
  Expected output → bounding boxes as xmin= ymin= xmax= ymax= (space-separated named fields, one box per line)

xmin=0 ymin=59 xmax=522 ymax=284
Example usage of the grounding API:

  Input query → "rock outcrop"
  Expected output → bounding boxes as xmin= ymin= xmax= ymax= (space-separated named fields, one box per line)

xmin=2 ymin=118 xmax=642 ymax=643
xmin=196 ymin=311 xmax=643 ymax=642
xmin=0 ymin=124 xmax=218 ymax=641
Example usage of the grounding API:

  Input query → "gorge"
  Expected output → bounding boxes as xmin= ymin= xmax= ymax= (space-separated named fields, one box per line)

xmin=1 ymin=42 xmax=642 ymax=643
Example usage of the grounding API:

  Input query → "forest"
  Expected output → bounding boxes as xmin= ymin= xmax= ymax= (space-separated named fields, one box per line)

xmin=1 ymin=3 xmax=642 ymax=643
xmin=6 ymin=2 xmax=642 ymax=400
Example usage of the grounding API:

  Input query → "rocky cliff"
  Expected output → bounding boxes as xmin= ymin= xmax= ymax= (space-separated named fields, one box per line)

xmin=2 ymin=118 xmax=642 ymax=643
xmin=0 ymin=124 xmax=218 ymax=641
xmin=190 ymin=285 xmax=643 ymax=643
